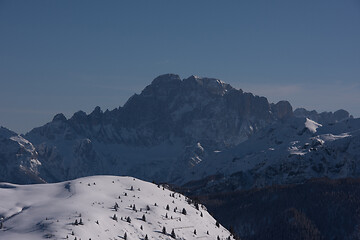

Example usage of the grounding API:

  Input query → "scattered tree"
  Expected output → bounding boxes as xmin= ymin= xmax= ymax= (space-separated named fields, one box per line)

xmin=145 ymin=234 xmax=148 ymax=240
xmin=162 ymin=226 xmax=166 ymax=234
xmin=194 ymin=229 xmax=197 ymax=235
xmin=166 ymin=204 xmax=170 ymax=211
xmin=124 ymin=232 xmax=127 ymax=240
xmin=146 ymin=205 xmax=150 ymax=211
xmin=79 ymin=218 xmax=83 ymax=225
xmin=142 ymin=214 xmax=146 ymax=222
xmin=165 ymin=213 xmax=168 ymax=218
xmin=127 ymin=216 xmax=131 ymax=223
xmin=113 ymin=214 xmax=117 ymax=221
xmin=140 ymin=225 xmax=143 ymax=230
xmin=182 ymin=208 xmax=187 ymax=215
xmin=171 ymin=229 xmax=176 ymax=238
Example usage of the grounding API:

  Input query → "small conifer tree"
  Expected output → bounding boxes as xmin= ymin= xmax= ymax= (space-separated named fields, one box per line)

xmin=146 ymin=205 xmax=150 ymax=211
xmin=171 ymin=229 xmax=176 ymax=238
xmin=124 ymin=232 xmax=127 ymax=240
xmin=145 ymin=234 xmax=148 ymax=240
xmin=166 ymin=204 xmax=170 ymax=211
xmin=182 ymin=208 xmax=187 ymax=215
xmin=162 ymin=226 xmax=166 ymax=234
xmin=127 ymin=216 xmax=131 ymax=223
xmin=142 ymin=214 xmax=146 ymax=222
xmin=194 ymin=229 xmax=197 ymax=235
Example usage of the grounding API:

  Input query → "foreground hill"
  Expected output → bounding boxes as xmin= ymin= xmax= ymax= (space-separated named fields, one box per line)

xmin=0 ymin=175 xmax=234 ymax=240
xmin=198 ymin=178 xmax=360 ymax=240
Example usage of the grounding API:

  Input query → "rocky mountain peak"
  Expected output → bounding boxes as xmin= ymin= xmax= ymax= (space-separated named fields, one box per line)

xmin=150 ymin=73 xmax=181 ymax=86
xmin=52 ymin=113 xmax=67 ymax=122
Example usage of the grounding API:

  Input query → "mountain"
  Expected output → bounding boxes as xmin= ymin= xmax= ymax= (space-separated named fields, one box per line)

xmin=1 ymin=74 xmax=359 ymax=194
xmin=0 ymin=127 xmax=44 ymax=184
xmin=0 ymin=175 xmax=235 ymax=240
xmin=22 ymin=74 xmax=293 ymax=184
xmin=198 ymin=177 xmax=360 ymax=240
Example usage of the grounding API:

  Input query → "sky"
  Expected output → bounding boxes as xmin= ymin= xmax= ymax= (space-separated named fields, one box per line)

xmin=0 ymin=0 xmax=359 ymax=134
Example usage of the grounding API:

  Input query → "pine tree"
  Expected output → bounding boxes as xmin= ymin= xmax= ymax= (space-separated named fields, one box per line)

xmin=142 ymin=214 xmax=146 ymax=222
xmin=217 ymin=236 xmax=220 ymax=240
xmin=166 ymin=204 xmax=170 ymax=210
xmin=127 ymin=216 xmax=131 ymax=223
xmin=124 ymin=232 xmax=127 ymax=240
xmin=207 ymin=230 xmax=209 ymax=235
xmin=74 ymin=219 xmax=78 ymax=225
xmin=130 ymin=186 xmax=134 ymax=191
xmin=146 ymin=205 xmax=150 ymax=211
xmin=113 ymin=214 xmax=117 ymax=221
xmin=165 ymin=213 xmax=168 ymax=218
xmin=194 ymin=229 xmax=197 ymax=235
xmin=133 ymin=204 xmax=136 ymax=211
xmin=200 ymin=212 xmax=203 ymax=217
xmin=79 ymin=218 xmax=83 ymax=225
xmin=195 ymin=202 xmax=199 ymax=210
xmin=171 ymin=229 xmax=176 ymax=238
xmin=145 ymin=234 xmax=148 ymax=240
xmin=162 ymin=226 xmax=166 ymax=234
xmin=140 ymin=225 xmax=143 ymax=230
xmin=182 ymin=208 xmax=187 ymax=215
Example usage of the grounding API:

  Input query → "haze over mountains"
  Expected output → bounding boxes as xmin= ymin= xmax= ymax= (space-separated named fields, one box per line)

xmin=0 ymin=74 xmax=358 ymax=195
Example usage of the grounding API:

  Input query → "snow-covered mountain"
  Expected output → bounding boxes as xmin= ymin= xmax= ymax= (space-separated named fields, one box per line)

xmin=0 ymin=127 xmax=44 ymax=184
xmin=0 ymin=175 xmax=235 ymax=240
xmin=0 ymin=74 xmax=359 ymax=194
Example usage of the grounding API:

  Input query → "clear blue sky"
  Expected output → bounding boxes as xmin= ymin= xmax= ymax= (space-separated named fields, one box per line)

xmin=1 ymin=0 xmax=359 ymax=134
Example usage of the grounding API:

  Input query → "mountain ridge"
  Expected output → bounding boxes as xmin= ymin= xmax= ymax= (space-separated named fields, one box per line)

xmin=0 ymin=74 xmax=357 ymax=194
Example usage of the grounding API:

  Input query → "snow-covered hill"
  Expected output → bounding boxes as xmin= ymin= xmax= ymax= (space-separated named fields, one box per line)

xmin=0 ymin=175 xmax=235 ymax=240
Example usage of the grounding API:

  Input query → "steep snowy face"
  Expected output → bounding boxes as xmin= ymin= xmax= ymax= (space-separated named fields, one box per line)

xmin=183 ymin=117 xmax=360 ymax=194
xmin=0 ymin=127 xmax=44 ymax=184
xmin=0 ymin=175 xmax=235 ymax=240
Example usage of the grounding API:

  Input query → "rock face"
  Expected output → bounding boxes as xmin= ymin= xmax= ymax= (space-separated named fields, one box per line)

xmin=0 ymin=127 xmax=44 ymax=184
xmin=0 ymin=74 xmax=358 ymax=191
xmin=21 ymin=74 xmax=292 ymax=184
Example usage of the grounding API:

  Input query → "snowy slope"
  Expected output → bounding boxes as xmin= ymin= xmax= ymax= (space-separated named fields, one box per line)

xmin=0 ymin=175 xmax=235 ymax=240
